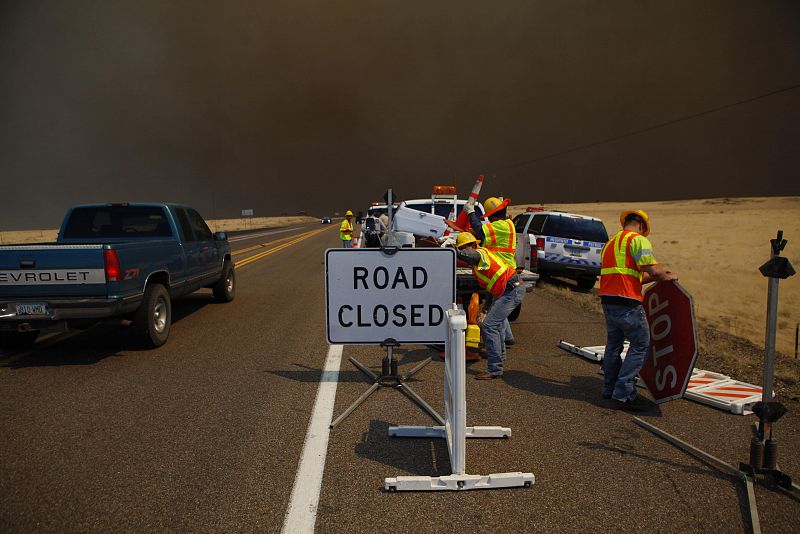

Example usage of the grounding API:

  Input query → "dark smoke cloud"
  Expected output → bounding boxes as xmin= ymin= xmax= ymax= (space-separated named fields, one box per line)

xmin=1 ymin=1 xmax=799 ymax=230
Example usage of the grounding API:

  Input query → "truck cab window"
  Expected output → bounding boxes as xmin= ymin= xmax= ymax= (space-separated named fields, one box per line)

xmin=176 ymin=209 xmax=195 ymax=242
xmin=187 ymin=209 xmax=213 ymax=241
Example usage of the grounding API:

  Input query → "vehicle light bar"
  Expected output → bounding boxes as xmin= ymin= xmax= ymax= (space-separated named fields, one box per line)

xmin=432 ymin=185 xmax=456 ymax=195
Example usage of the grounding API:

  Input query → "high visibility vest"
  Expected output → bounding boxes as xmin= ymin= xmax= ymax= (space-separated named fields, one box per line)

xmin=599 ymin=230 xmax=655 ymax=302
xmin=473 ymin=247 xmax=516 ymax=298
xmin=339 ymin=219 xmax=352 ymax=241
xmin=482 ymin=219 xmax=517 ymax=268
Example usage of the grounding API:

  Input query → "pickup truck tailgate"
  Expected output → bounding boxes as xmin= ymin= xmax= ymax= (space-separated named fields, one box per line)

xmin=0 ymin=244 xmax=108 ymax=298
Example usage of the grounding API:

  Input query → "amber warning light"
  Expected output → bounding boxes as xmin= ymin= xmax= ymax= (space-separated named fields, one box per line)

xmin=432 ymin=185 xmax=457 ymax=195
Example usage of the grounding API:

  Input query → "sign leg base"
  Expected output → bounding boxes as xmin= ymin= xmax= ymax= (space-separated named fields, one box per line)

xmin=330 ymin=349 xmax=443 ymax=429
xmin=384 ymin=472 xmax=534 ymax=492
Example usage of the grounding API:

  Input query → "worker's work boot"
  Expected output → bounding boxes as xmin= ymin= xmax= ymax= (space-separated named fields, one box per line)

xmin=474 ymin=371 xmax=501 ymax=380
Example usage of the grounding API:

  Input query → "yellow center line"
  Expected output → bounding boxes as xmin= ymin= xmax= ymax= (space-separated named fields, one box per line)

xmin=235 ymin=227 xmax=332 ymax=268
xmin=232 ymin=233 xmax=306 ymax=256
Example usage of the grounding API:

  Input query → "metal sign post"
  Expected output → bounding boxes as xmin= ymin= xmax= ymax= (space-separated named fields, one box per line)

xmin=325 ymin=247 xmax=455 ymax=428
xmin=632 ymin=230 xmax=798 ymax=534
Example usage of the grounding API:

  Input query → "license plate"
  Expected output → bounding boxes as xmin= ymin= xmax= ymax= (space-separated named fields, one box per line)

xmin=16 ymin=303 xmax=47 ymax=316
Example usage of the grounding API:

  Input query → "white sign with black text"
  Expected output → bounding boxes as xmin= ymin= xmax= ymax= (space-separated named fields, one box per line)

xmin=325 ymin=248 xmax=456 ymax=344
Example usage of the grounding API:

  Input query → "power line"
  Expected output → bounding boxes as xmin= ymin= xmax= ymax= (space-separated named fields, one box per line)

xmin=490 ymin=82 xmax=800 ymax=174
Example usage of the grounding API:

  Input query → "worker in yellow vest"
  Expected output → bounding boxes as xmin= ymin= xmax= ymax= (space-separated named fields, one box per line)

xmin=464 ymin=196 xmax=519 ymax=345
xmin=340 ymin=210 xmax=354 ymax=248
xmin=599 ymin=209 xmax=677 ymax=411
xmin=455 ymin=232 xmax=524 ymax=380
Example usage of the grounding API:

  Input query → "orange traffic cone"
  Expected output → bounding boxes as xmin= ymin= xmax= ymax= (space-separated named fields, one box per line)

xmin=465 ymin=293 xmax=482 ymax=362
xmin=450 ymin=174 xmax=484 ymax=232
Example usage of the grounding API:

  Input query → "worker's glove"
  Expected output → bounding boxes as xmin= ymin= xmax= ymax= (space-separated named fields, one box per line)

xmin=463 ymin=203 xmax=475 ymax=215
xmin=439 ymin=236 xmax=456 ymax=248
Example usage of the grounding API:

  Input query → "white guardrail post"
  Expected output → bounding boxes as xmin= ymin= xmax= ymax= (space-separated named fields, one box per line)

xmin=384 ymin=306 xmax=535 ymax=491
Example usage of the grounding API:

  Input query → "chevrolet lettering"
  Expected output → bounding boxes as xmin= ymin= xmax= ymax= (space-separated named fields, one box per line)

xmin=0 ymin=270 xmax=104 ymax=285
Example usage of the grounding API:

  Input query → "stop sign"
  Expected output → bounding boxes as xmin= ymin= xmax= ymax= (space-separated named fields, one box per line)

xmin=639 ymin=280 xmax=698 ymax=403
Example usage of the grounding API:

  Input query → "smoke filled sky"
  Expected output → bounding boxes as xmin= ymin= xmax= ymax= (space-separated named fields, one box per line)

xmin=1 ymin=1 xmax=799 ymax=229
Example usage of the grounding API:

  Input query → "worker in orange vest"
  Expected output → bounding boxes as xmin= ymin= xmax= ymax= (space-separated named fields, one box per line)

xmin=464 ymin=196 xmax=519 ymax=345
xmin=599 ymin=209 xmax=677 ymax=411
xmin=455 ymin=232 xmax=524 ymax=380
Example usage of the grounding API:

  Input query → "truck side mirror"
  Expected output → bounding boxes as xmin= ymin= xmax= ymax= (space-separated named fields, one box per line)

xmin=214 ymin=231 xmax=228 ymax=241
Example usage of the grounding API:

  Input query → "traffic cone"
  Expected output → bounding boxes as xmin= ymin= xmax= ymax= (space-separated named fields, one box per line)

xmin=465 ymin=293 xmax=481 ymax=361
xmin=451 ymin=174 xmax=484 ymax=232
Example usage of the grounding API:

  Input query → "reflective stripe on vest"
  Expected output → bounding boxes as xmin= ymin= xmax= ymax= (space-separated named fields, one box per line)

xmin=473 ymin=247 xmax=515 ymax=298
xmin=339 ymin=219 xmax=352 ymax=241
xmin=483 ymin=219 xmax=517 ymax=268
xmin=599 ymin=230 xmax=644 ymax=301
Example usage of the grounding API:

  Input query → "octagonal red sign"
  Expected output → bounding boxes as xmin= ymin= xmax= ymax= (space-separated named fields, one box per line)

xmin=639 ymin=280 xmax=698 ymax=403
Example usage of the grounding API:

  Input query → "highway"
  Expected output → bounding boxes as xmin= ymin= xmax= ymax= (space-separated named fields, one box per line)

xmin=1 ymin=224 xmax=798 ymax=533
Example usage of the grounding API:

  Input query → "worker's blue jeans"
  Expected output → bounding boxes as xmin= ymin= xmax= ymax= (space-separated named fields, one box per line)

xmin=342 ymin=240 xmax=352 ymax=248
xmin=484 ymin=285 xmax=525 ymax=375
xmin=601 ymin=303 xmax=651 ymax=401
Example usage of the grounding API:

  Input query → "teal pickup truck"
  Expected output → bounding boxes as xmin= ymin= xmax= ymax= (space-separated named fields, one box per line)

xmin=0 ymin=203 xmax=235 ymax=349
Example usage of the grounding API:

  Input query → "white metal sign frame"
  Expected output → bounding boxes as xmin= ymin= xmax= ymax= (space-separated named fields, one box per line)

xmin=385 ymin=308 xmax=535 ymax=491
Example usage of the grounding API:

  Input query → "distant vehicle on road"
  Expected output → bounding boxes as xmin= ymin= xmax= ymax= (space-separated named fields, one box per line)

xmin=320 ymin=216 xmax=332 ymax=224
xmin=0 ymin=203 xmax=235 ymax=349
xmin=513 ymin=208 xmax=608 ymax=290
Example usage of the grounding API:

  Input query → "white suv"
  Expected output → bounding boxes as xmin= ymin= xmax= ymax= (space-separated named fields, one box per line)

xmin=513 ymin=209 xmax=608 ymax=290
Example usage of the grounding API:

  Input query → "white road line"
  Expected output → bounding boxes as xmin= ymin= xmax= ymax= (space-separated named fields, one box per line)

xmin=281 ymin=344 xmax=343 ymax=534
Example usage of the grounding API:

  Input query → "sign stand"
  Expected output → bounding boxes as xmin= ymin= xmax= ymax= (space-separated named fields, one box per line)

xmin=385 ymin=308 xmax=534 ymax=491
xmin=632 ymin=231 xmax=798 ymax=534
xmin=330 ymin=338 xmax=444 ymax=429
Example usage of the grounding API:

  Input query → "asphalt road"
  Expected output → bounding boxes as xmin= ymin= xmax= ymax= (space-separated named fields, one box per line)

xmin=1 ymin=224 xmax=798 ymax=533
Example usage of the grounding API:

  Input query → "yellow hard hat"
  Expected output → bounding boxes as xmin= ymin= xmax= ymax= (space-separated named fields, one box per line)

xmin=620 ymin=209 xmax=650 ymax=237
xmin=483 ymin=196 xmax=511 ymax=218
xmin=345 ymin=210 xmax=353 ymax=216
xmin=456 ymin=232 xmax=478 ymax=249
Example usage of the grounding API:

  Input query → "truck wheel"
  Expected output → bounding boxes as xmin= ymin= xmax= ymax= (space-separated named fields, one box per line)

xmin=507 ymin=303 xmax=522 ymax=322
xmin=132 ymin=283 xmax=171 ymax=348
xmin=0 ymin=331 xmax=39 ymax=350
xmin=577 ymin=277 xmax=597 ymax=291
xmin=212 ymin=262 xmax=236 ymax=302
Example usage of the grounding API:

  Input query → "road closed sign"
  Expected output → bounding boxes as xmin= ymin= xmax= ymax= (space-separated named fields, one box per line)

xmin=639 ymin=280 xmax=698 ymax=403
xmin=325 ymin=248 xmax=456 ymax=344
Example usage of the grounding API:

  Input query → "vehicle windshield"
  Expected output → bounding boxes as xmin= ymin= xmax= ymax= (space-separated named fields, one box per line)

xmin=63 ymin=206 xmax=173 ymax=239
xmin=543 ymin=215 xmax=608 ymax=242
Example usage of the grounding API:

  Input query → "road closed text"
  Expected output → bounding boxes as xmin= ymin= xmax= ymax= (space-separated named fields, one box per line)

xmin=338 ymin=303 xmax=444 ymax=328
xmin=338 ymin=266 xmax=443 ymax=328
xmin=325 ymin=250 xmax=455 ymax=344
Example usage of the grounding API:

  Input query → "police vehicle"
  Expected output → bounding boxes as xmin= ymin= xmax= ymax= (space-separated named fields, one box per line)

xmin=513 ymin=208 xmax=608 ymax=290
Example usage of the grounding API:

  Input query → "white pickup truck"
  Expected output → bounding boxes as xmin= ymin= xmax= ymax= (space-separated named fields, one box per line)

xmin=512 ymin=209 xmax=609 ymax=290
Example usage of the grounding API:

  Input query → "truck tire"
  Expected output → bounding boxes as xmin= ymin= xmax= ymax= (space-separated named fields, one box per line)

xmin=0 ymin=330 xmax=39 ymax=350
xmin=577 ymin=276 xmax=597 ymax=291
xmin=507 ymin=303 xmax=522 ymax=322
xmin=212 ymin=261 xmax=236 ymax=302
xmin=131 ymin=283 xmax=171 ymax=348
